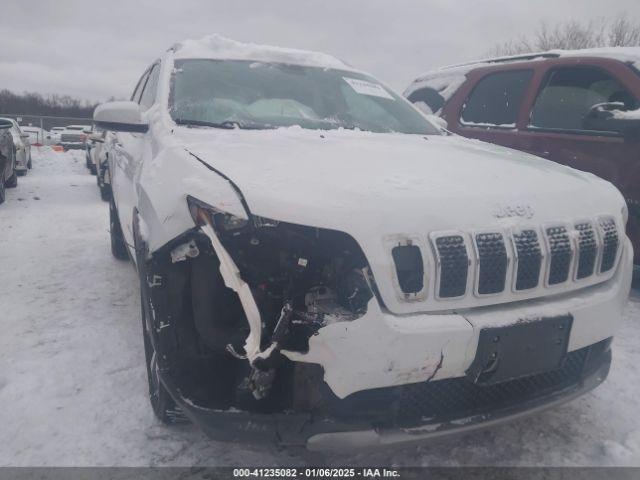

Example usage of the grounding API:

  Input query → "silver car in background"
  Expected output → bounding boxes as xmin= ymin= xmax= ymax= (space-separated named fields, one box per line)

xmin=59 ymin=125 xmax=90 ymax=150
xmin=0 ymin=118 xmax=31 ymax=175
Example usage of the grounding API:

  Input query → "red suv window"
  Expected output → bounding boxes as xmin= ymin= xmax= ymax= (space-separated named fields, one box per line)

xmin=460 ymin=70 xmax=533 ymax=127
xmin=530 ymin=66 xmax=638 ymax=133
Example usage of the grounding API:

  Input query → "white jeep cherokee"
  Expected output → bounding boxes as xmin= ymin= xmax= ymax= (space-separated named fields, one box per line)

xmin=94 ymin=35 xmax=632 ymax=450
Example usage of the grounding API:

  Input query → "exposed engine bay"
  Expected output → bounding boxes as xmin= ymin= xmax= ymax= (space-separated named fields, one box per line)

xmin=142 ymin=206 xmax=376 ymax=414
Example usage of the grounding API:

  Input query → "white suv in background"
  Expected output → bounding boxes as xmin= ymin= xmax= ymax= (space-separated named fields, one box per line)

xmin=93 ymin=35 xmax=632 ymax=449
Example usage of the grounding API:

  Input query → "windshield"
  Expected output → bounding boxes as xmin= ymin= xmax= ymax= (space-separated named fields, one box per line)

xmin=169 ymin=59 xmax=439 ymax=135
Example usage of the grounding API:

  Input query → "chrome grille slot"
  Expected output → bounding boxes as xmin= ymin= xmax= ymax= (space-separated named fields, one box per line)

xmin=598 ymin=217 xmax=619 ymax=273
xmin=512 ymin=229 xmax=542 ymax=291
xmin=575 ymin=222 xmax=597 ymax=279
xmin=474 ymin=232 xmax=508 ymax=295
xmin=433 ymin=235 xmax=469 ymax=298
xmin=545 ymin=226 xmax=572 ymax=285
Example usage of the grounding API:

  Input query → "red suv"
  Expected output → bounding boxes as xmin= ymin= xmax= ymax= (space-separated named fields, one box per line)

xmin=405 ymin=48 xmax=640 ymax=263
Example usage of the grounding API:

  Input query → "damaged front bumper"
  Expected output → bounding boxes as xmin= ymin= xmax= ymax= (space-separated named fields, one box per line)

xmin=155 ymin=231 xmax=629 ymax=449
xmin=160 ymin=337 xmax=611 ymax=449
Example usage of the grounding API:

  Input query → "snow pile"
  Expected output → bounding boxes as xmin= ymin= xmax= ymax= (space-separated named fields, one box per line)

xmin=171 ymin=34 xmax=354 ymax=71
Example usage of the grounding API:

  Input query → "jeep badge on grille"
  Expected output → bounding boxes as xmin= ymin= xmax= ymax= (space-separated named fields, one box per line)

xmin=493 ymin=204 xmax=535 ymax=219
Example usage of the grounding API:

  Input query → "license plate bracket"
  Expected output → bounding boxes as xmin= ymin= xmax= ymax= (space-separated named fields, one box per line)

xmin=466 ymin=314 xmax=573 ymax=385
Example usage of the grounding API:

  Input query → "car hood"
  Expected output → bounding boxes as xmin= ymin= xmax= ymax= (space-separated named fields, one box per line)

xmin=177 ymin=127 xmax=623 ymax=232
xmin=174 ymin=127 xmax=625 ymax=314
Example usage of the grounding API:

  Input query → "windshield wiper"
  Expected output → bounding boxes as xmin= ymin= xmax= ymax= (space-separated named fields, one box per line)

xmin=174 ymin=118 xmax=267 ymax=130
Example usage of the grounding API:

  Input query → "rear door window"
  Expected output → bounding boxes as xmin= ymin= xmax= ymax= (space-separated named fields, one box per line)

xmin=461 ymin=70 xmax=533 ymax=127
xmin=529 ymin=66 xmax=638 ymax=133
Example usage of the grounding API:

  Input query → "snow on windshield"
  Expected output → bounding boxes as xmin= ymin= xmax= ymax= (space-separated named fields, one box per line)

xmin=169 ymin=59 xmax=440 ymax=135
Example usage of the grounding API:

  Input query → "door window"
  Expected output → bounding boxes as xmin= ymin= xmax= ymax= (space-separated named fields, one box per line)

xmin=407 ymin=87 xmax=445 ymax=114
xmin=139 ymin=64 xmax=160 ymax=111
xmin=460 ymin=70 xmax=533 ymax=127
xmin=131 ymin=70 xmax=150 ymax=103
xmin=529 ymin=66 xmax=638 ymax=133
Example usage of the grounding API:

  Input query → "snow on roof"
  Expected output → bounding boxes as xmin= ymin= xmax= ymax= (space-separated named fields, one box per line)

xmin=170 ymin=34 xmax=355 ymax=71
xmin=549 ymin=46 xmax=640 ymax=63
xmin=405 ymin=46 xmax=640 ymax=98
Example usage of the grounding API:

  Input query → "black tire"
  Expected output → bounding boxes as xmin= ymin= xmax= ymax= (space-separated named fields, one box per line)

xmin=135 ymin=214 xmax=186 ymax=425
xmin=17 ymin=169 xmax=26 ymax=177
xmin=100 ymin=183 xmax=111 ymax=201
xmin=27 ymin=156 xmax=32 ymax=169
xmin=0 ymin=173 xmax=5 ymax=205
xmin=141 ymin=296 xmax=183 ymax=424
xmin=85 ymin=153 xmax=92 ymax=169
xmin=89 ymin=163 xmax=97 ymax=175
xmin=5 ymin=169 xmax=17 ymax=188
xmin=109 ymin=198 xmax=129 ymax=261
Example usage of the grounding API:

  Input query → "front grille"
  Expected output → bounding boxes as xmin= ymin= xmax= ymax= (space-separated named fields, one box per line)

xmin=575 ymin=222 xmax=597 ymax=279
xmin=393 ymin=216 xmax=620 ymax=306
xmin=327 ymin=342 xmax=606 ymax=427
xmin=475 ymin=232 xmax=508 ymax=294
xmin=513 ymin=229 xmax=542 ymax=290
xmin=434 ymin=235 xmax=468 ymax=298
xmin=599 ymin=218 xmax=619 ymax=273
xmin=546 ymin=226 xmax=573 ymax=285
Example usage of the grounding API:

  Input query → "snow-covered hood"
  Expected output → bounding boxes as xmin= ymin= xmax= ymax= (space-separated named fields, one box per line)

xmin=177 ymin=127 xmax=623 ymax=233
xmin=168 ymin=126 xmax=626 ymax=314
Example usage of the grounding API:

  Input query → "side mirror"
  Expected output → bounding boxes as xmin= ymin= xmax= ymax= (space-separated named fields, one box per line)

xmin=93 ymin=101 xmax=149 ymax=133
xmin=0 ymin=119 xmax=12 ymax=130
xmin=425 ymin=114 xmax=448 ymax=131
xmin=584 ymin=102 xmax=640 ymax=138
xmin=20 ymin=133 xmax=30 ymax=139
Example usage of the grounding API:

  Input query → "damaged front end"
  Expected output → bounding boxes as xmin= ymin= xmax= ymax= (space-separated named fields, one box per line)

xmin=140 ymin=194 xmax=378 ymax=438
xmin=138 ymin=194 xmax=617 ymax=448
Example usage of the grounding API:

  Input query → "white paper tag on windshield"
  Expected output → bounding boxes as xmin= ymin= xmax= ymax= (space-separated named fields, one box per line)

xmin=343 ymin=77 xmax=394 ymax=100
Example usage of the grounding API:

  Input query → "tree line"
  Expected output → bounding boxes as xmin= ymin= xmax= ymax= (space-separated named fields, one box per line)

xmin=0 ymin=89 xmax=99 ymax=118
xmin=492 ymin=14 xmax=640 ymax=55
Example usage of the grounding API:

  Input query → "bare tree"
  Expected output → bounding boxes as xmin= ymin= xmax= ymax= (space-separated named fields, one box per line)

xmin=491 ymin=14 xmax=640 ymax=56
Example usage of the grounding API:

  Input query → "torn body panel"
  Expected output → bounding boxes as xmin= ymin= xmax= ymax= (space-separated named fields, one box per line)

xmin=199 ymin=221 xmax=263 ymax=363
xmin=283 ymin=299 xmax=473 ymax=399
xmin=282 ymin=239 xmax=632 ymax=398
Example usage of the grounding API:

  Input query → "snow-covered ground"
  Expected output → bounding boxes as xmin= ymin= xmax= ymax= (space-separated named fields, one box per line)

xmin=0 ymin=147 xmax=639 ymax=467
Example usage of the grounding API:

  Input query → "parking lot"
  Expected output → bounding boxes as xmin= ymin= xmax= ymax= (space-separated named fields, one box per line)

xmin=0 ymin=147 xmax=638 ymax=466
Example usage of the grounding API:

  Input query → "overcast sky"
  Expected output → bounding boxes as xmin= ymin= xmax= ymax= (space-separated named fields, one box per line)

xmin=0 ymin=0 xmax=638 ymax=103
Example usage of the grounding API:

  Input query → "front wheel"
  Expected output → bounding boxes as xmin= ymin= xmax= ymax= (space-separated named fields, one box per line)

xmin=109 ymin=198 xmax=129 ymax=260
xmin=5 ymin=170 xmax=17 ymax=188
xmin=0 ymin=174 xmax=5 ymax=205
xmin=100 ymin=183 xmax=111 ymax=202
xmin=136 ymin=217 xmax=186 ymax=425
